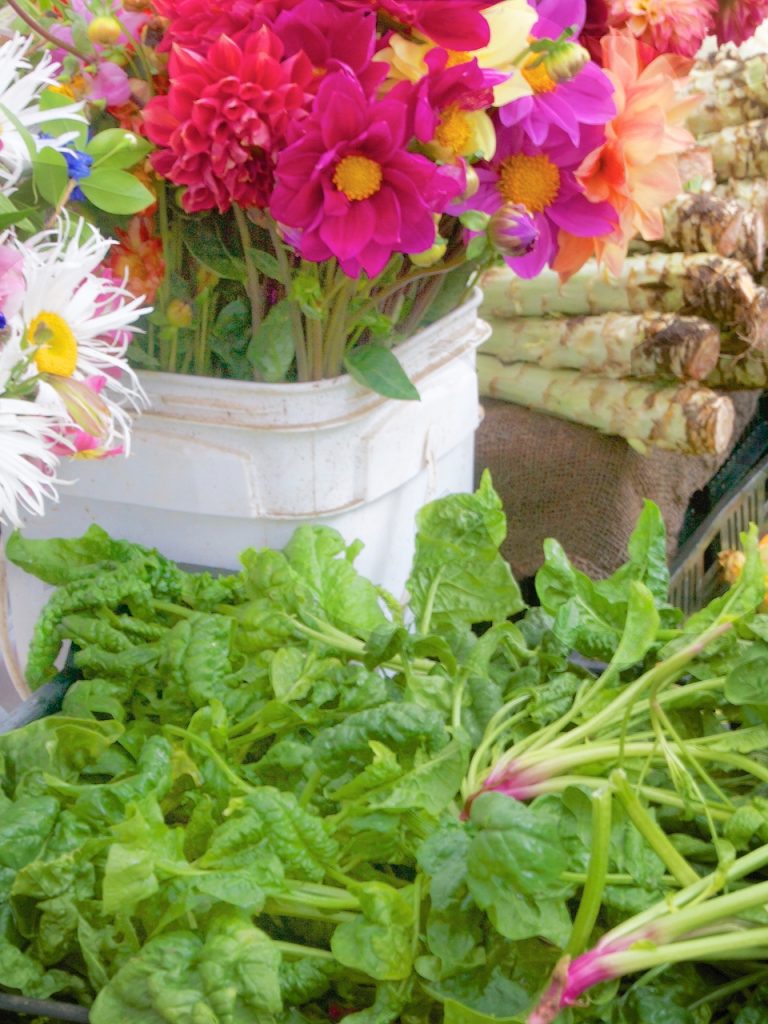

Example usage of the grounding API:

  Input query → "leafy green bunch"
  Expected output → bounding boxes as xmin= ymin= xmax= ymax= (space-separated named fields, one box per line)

xmin=3 ymin=476 xmax=768 ymax=1024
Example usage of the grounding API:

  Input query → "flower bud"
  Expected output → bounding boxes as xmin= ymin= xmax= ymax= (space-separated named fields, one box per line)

xmin=461 ymin=164 xmax=480 ymax=201
xmin=541 ymin=40 xmax=590 ymax=84
xmin=410 ymin=237 xmax=448 ymax=268
xmin=166 ymin=298 xmax=193 ymax=328
xmin=487 ymin=203 xmax=538 ymax=260
xmin=87 ymin=16 xmax=122 ymax=46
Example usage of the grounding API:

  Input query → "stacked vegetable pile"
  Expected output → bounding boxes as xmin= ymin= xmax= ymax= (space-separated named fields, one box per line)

xmin=4 ymin=477 xmax=768 ymax=1023
xmin=477 ymin=47 xmax=768 ymax=457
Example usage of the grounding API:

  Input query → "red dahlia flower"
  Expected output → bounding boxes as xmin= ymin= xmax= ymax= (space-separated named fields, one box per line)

xmin=153 ymin=0 xmax=302 ymax=51
xmin=334 ymin=0 xmax=493 ymax=50
xmin=270 ymin=70 xmax=463 ymax=277
xmin=143 ymin=29 xmax=313 ymax=213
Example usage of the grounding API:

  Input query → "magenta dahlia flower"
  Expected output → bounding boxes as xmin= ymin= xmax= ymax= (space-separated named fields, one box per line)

xmin=499 ymin=0 xmax=616 ymax=145
xmin=273 ymin=0 xmax=382 ymax=92
xmin=714 ymin=0 xmax=768 ymax=42
xmin=143 ymin=29 xmax=313 ymax=213
xmin=390 ymin=47 xmax=503 ymax=149
xmin=334 ymin=0 xmax=493 ymax=49
xmin=270 ymin=69 xmax=463 ymax=278
xmin=465 ymin=123 xmax=616 ymax=278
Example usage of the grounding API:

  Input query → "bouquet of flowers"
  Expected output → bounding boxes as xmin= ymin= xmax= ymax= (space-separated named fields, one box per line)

xmin=0 ymin=29 xmax=153 ymax=527
xmin=4 ymin=0 xmax=768 ymax=518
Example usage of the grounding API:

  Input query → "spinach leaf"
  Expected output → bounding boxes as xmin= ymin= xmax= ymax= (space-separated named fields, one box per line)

xmin=407 ymin=470 xmax=523 ymax=633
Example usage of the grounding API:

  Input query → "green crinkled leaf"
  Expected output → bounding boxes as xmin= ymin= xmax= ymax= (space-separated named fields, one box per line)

xmin=283 ymin=526 xmax=390 ymax=636
xmin=44 ymin=735 xmax=173 ymax=826
xmin=0 ymin=795 xmax=59 ymax=871
xmin=0 ymin=717 xmax=124 ymax=795
xmin=331 ymin=881 xmax=416 ymax=980
xmin=202 ymin=787 xmax=337 ymax=883
xmin=466 ymin=792 xmax=570 ymax=944
xmin=311 ymin=703 xmax=449 ymax=779
xmin=407 ymin=471 xmax=524 ymax=633
xmin=90 ymin=912 xmax=282 ymax=1024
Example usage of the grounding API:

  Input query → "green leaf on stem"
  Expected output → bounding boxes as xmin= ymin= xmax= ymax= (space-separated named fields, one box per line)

xmin=183 ymin=219 xmax=247 ymax=282
xmin=344 ymin=345 xmax=420 ymax=400
xmin=79 ymin=169 xmax=154 ymax=215
xmin=246 ymin=297 xmax=296 ymax=382
xmin=407 ymin=471 xmax=524 ymax=632
xmin=331 ymin=881 xmax=416 ymax=980
xmin=32 ymin=145 xmax=69 ymax=206
xmin=610 ymin=581 xmax=660 ymax=671
xmin=248 ymin=249 xmax=282 ymax=281
xmin=86 ymin=129 xmax=151 ymax=170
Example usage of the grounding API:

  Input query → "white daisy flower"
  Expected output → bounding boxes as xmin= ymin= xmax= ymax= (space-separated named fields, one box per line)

xmin=15 ymin=216 xmax=150 ymax=414
xmin=0 ymin=33 xmax=86 ymax=188
xmin=0 ymin=397 xmax=65 ymax=526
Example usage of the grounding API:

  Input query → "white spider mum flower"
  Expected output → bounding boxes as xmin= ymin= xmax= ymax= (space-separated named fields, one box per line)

xmin=0 ymin=397 xmax=64 ymax=526
xmin=16 ymin=217 xmax=150 ymax=414
xmin=0 ymin=33 xmax=86 ymax=188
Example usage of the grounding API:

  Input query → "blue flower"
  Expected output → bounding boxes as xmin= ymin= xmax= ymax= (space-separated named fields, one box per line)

xmin=0 ymin=313 xmax=6 ymax=330
xmin=39 ymin=134 xmax=93 ymax=201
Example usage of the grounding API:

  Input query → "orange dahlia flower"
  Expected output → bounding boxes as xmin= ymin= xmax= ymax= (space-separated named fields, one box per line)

xmin=553 ymin=29 xmax=698 ymax=278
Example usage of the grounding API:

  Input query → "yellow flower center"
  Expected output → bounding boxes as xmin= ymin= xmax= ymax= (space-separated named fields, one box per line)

xmin=498 ymin=154 xmax=560 ymax=213
xmin=29 ymin=312 xmax=78 ymax=377
xmin=332 ymin=155 xmax=383 ymax=201
xmin=445 ymin=49 xmax=471 ymax=68
xmin=435 ymin=105 xmax=471 ymax=156
xmin=521 ymin=54 xmax=557 ymax=94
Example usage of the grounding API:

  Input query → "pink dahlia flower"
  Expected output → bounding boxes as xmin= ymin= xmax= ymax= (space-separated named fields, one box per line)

xmin=714 ymin=0 xmax=768 ymax=43
xmin=334 ymin=0 xmax=493 ymax=50
xmin=143 ymin=29 xmax=313 ymax=213
xmin=465 ymin=122 xmax=616 ymax=278
xmin=607 ymin=0 xmax=716 ymax=57
xmin=270 ymin=69 xmax=463 ymax=278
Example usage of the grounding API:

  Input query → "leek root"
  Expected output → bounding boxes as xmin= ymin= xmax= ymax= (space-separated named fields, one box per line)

xmin=662 ymin=193 xmax=765 ymax=274
xmin=478 ymin=355 xmax=735 ymax=455
xmin=480 ymin=255 xmax=768 ymax=353
xmin=699 ymin=118 xmax=768 ymax=180
xmin=685 ymin=52 xmax=768 ymax=135
xmin=480 ymin=312 xmax=720 ymax=381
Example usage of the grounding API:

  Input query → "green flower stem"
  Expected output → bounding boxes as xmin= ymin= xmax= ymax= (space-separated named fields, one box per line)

xmin=266 ymin=222 xmax=308 ymax=380
xmin=566 ymin=786 xmax=613 ymax=956
xmin=233 ymin=204 xmax=265 ymax=360
xmin=307 ymin=314 xmax=324 ymax=380
xmin=323 ymin=269 xmax=358 ymax=378
xmin=611 ymin=769 xmax=699 ymax=886
xmin=6 ymin=0 xmax=91 ymax=61
xmin=354 ymin=253 xmax=468 ymax=326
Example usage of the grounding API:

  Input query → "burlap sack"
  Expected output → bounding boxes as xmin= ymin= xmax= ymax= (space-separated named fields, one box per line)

xmin=475 ymin=392 xmax=761 ymax=581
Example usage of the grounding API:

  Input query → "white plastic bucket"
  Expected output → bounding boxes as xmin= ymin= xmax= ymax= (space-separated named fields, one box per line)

xmin=7 ymin=291 xmax=489 ymax=672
